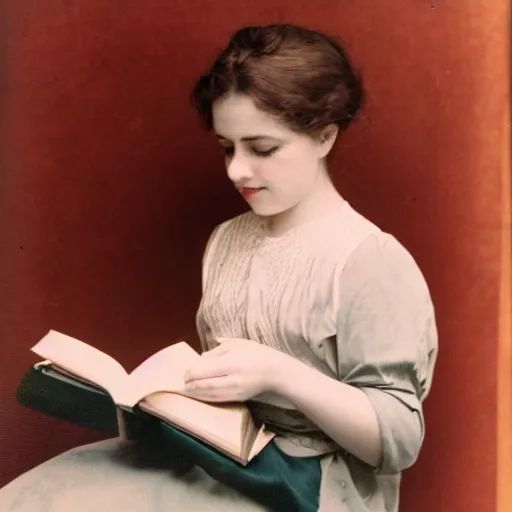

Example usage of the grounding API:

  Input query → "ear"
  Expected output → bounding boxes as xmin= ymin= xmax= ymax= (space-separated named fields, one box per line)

xmin=317 ymin=124 xmax=339 ymax=159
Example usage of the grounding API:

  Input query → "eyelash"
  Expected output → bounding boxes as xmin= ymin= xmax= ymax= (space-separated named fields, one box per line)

xmin=222 ymin=147 xmax=278 ymax=158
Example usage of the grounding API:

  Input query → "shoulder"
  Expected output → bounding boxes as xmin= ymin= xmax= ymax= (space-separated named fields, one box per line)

xmin=347 ymin=231 xmax=430 ymax=292
xmin=329 ymin=202 xmax=434 ymax=313
xmin=331 ymin=202 xmax=428 ymax=289
xmin=201 ymin=211 xmax=257 ymax=267
xmin=337 ymin=227 xmax=436 ymax=331
xmin=208 ymin=210 xmax=258 ymax=244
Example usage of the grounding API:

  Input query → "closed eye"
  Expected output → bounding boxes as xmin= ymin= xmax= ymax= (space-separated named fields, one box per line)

xmin=220 ymin=146 xmax=279 ymax=158
xmin=252 ymin=147 xmax=279 ymax=157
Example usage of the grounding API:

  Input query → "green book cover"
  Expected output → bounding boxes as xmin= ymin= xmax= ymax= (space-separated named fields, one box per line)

xmin=16 ymin=364 xmax=152 ymax=439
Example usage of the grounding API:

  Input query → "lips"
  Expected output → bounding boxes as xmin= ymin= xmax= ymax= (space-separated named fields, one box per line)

xmin=239 ymin=187 xmax=264 ymax=198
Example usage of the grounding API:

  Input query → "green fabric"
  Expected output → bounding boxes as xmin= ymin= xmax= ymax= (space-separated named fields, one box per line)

xmin=151 ymin=421 xmax=321 ymax=512
xmin=16 ymin=366 xmax=322 ymax=511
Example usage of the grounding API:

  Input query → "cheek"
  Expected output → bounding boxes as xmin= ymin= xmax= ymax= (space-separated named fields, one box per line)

xmin=264 ymin=153 xmax=313 ymax=184
xmin=258 ymin=160 xmax=284 ymax=179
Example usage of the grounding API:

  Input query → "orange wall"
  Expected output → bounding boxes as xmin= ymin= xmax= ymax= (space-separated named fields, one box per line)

xmin=1 ymin=1 xmax=510 ymax=511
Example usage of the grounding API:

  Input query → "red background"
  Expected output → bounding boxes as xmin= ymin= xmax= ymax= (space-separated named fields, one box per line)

xmin=1 ymin=1 xmax=510 ymax=511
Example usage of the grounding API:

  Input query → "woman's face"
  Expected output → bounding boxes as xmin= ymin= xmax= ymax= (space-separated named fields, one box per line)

xmin=212 ymin=93 xmax=332 ymax=218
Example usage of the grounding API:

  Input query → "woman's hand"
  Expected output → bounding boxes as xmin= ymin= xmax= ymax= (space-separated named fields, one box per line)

xmin=183 ymin=337 xmax=292 ymax=403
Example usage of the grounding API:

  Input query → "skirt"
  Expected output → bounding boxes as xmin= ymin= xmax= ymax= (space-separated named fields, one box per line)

xmin=0 ymin=434 xmax=322 ymax=512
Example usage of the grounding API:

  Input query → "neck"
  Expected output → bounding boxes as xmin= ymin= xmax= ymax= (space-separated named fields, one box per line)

xmin=264 ymin=170 xmax=344 ymax=237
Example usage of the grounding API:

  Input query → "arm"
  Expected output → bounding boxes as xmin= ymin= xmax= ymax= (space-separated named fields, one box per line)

xmin=271 ymin=234 xmax=438 ymax=473
xmin=272 ymin=359 xmax=383 ymax=467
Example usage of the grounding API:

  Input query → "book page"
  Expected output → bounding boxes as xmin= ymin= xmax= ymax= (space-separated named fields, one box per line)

xmin=140 ymin=392 xmax=246 ymax=458
xmin=247 ymin=425 xmax=276 ymax=461
xmin=31 ymin=330 xmax=128 ymax=397
xmin=127 ymin=342 xmax=201 ymax=404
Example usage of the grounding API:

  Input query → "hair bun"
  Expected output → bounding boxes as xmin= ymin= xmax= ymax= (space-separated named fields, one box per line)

xmin=192 ymin=24 xmax=365 ymax=135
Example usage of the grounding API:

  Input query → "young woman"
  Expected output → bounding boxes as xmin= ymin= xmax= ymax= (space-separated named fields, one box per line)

xmin=1 ymin=24 xmax=438 ymax=512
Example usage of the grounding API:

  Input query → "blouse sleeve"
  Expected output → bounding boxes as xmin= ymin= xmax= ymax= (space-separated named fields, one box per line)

xmin=336 ymin=232 xmax=438 ymax=474
xmin=196 ymin=223 xmax=223 ymax=352
xmin=200 ymin=224 xmax=222 ymax=294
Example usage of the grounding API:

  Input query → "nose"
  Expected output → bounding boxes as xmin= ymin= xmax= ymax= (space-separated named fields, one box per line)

xmin=226 ymin=152 xmax=254 ymax=184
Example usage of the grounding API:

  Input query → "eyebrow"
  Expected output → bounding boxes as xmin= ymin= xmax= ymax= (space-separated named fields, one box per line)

xmin=215 ymin=133 xmax=281 ymax=142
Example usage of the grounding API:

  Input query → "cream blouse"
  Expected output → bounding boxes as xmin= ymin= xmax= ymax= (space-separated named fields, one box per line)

xmin=195 ymin=200 xmax=438 ymax=512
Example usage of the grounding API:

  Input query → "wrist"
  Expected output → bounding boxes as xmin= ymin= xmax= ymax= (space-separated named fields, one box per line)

xmin=266 ymin=352 xmax=308 ymax=398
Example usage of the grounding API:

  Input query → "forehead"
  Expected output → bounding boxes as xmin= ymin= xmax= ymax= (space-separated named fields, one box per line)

xmin=212 ymin=93 xmax=294 ymax=141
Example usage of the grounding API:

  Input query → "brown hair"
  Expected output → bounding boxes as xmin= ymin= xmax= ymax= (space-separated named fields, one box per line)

xmin=191 ymin=24 xmax=364 ymax=138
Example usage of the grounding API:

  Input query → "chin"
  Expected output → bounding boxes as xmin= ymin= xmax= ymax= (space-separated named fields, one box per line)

xmin=248 ymin=204 xmax=285 ymax=217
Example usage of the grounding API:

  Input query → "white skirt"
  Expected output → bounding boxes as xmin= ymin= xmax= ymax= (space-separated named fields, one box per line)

xmin=0 ymin=438 xmax=269 ymax=511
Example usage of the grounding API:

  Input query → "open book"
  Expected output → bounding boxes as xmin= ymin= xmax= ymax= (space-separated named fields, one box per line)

xmin=29 ymin=330 xmax=275 ymax=465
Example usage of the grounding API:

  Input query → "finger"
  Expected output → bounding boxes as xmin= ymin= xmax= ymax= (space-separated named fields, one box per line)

xmin=184 ymin=376 xmax=237 ymax=403
xmin=184 ymin=357 xmax=231 ymax=383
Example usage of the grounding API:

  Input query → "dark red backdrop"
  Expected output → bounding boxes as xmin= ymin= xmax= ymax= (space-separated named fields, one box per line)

xmin=1 ymin=1 xmax=510 ymax=511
